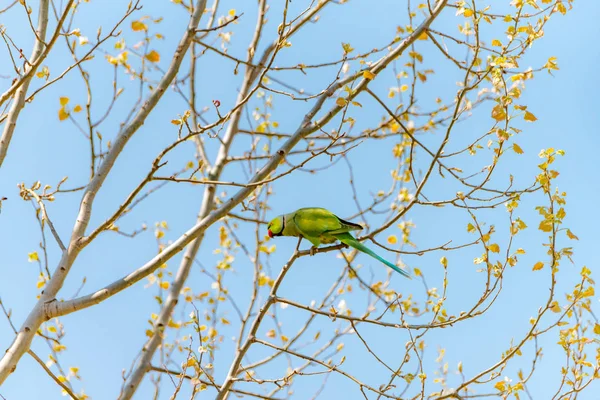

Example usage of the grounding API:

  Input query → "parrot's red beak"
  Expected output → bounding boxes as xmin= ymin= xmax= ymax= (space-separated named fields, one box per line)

xmin=268 ymin=229 xmax=273 ymax=238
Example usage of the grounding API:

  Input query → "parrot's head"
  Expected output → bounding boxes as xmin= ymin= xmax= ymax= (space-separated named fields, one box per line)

xmin=267 ymin=215 xmax=284 ymax=238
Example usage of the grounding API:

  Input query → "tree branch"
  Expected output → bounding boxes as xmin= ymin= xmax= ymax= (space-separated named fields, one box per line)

xmin=0 ymin=0 xmax=209 ymax=386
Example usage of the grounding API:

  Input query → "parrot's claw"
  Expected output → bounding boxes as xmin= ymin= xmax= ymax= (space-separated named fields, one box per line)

xmin=309 ymin=246 xmax=317 ymax=256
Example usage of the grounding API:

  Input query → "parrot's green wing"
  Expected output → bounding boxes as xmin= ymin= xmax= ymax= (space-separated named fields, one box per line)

xmin=333 ymin=232 xmax=411 ymax=278
xmin=293 ymin=207 xmax=361 ymax=238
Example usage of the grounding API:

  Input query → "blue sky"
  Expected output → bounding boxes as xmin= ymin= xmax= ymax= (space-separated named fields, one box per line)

xmin=1 ymin=0 xmax=599 ymax=398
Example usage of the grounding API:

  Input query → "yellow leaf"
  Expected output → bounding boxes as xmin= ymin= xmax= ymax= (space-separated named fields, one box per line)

xmin=532 ymin=261 xmax=544 ymax=271
xmin=513 ymin=143 xmax=524 ymax=154
xmin=155 ymin=229 xmax=164 ymax=239
xmin=492 ymin=39 xmax=502 ymax=47
xmin=524 ymin=111 xmax=537 ymax=122
xmin=463 ymin=9 xmax=473 ymax=17
xmin=145 ymin=50 xmax=160 ymax=63
xmin=281 ymin=335 xmax=289 ymax=342
xmin=256 ymin=121 xmax=268 ymax=133
xmin=258 ymin=273 xmax=269 ymax=286
xmin=36 ymin=65 xmax=50 ymax=79
xmin=409 ymin=51 xmax=423 ymax=62
xmin=171 ymin=119 xmax=182 ymax=125
xmin=400 ymin=84 xmax=408 ymax=92
xmin=488 ymin=243 xmax=500 ymax=253
xmin=566 ymin=229 xmax=579 ymax=240
xmin=185 ymin=358 xmax=197 ymax=368
xmin=59 ymin=97 xmax=69 ymax=106
xmin=494 ymin=381 xmax=505 ymax=391
xmin=418 ymin=31 xmax=428 ymax=40
xmin=581 ymin=287 xmax=595 ymax=298
xmin=387 ymin=235 xmax=398 ymax=244
xmin=73 ymin=105 xmax=82 ymax=113
xmin=341 ymin=42 xmax=354 ymax=54
xmin=58 ymin=107 xmax=69 ymax=121
xmin=335 ymin=97 xmax=347 ymax=107
xmin=336 ymin=343 xmax=344 ymax=351
xmin=440 ymin=256 xmax=448 ymax=268
xmin=414 ymin=268 xmax=422 ymax=277
xmin=544 ymin=56 xmax=559 ymax=72
xmin=550 ymin=301 xmax=561 ymax=313
xmin=160 ymin=281 xmax=169 ymax=289
xmin=131 ymin=21 xmax=147 ymax=31
xmin=491 ymin=104 xmax=506 ymax=121
xmin=28 ymin=251 xmax=39 ymax=262
xmin=266 ymin=329 xmax=276 ymax=338
xmin=538 ymin=220 xmax=553 ymax=232
xmin=363 ymin=70 xmax=375 ymax=80
xmin=228 ymin=9 xmax=235 ymax=16
xmin=467 ymin=223 xmax=476 ymax=233
xmin=594 ymin=324 xmax=600 ymax=335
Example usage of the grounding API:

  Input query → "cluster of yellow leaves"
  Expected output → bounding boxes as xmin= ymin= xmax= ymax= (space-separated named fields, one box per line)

xmin=494 ymin=378 xmax=524 ymax=396
xmin=259 ymin=244 xmax=276 ymax=254
xmin=219 ymin=226 xmax=230 ymax=247
xmin=512 ymin=104 xmax=537 ymax=122
xmin=36 ymin=272 xmax=48 ymax=289
xmin=155 ymin=220 xmax=168 ymax=239
xmin=258 ymin=272 xmax=275 ymax=287
xmin=408 ymin=50 xmax=423 ymax=63
xmin=530 ymin=148 xmax=578 ymax=272
xmin=36 ymin=65 xmax=50 ymax=80
xmin=388 ymin=84 xmax=408 ymax=98
xmin=106 ymin=51 xmax=130 ymax=68
xmin=213 ymin=225 xmax=236 ymax=270
xmin=57 ymin=97 xmax=82 ymax=121
xmin=395 ymin=221 xmax=415 ymax=246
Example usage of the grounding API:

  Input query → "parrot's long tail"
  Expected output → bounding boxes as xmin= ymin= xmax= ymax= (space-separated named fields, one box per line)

xmin=333 ymin=232 xmax=411 ymax=279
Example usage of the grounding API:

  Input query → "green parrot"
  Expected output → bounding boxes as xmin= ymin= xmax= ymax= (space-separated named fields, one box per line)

xmin=267 ymin=207 xmax=410 ymax=278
